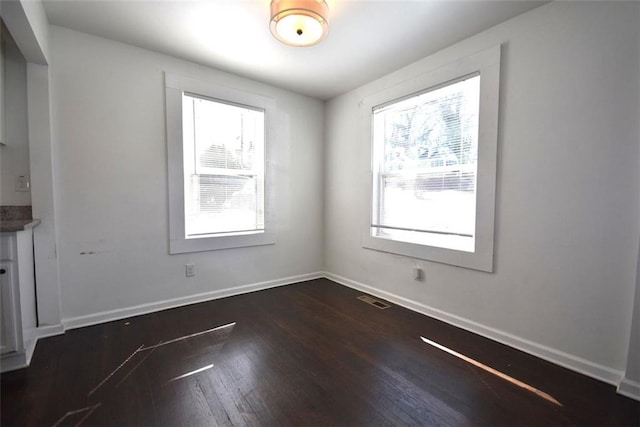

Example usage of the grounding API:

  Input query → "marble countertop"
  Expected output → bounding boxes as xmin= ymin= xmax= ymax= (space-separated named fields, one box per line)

xmin=0 ymin=206 xmax=40 ymax=232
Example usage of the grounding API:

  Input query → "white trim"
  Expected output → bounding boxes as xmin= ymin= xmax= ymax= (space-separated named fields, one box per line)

xmin=361 ymin=45 xmax=500 ymax=273
xmin=165 ymin=73 xmax=277 ymax=254
xmin=1 ymin=350 xmax=29 ymax=373
xmin=24 ymin=336 xmax=36 ymax=365
xmin=62 ymin=272 xmax=323 ymax=330
xmin=0 ymin=336 xmax=36 ymax=373
xmin=1 ymin=324 xmax=65 ymax=373
xmin=323 ymin=272 xmax=624 ymax=387
xmin=4 ymin=270 xmax=633 ymax=397
xmin=32 ymin=324 xmax=65 ymax=340
xmin=28 ymin=62 xmax=63 ymax=326
xmin=21 ymin=325 xmax=63 ymax=350
xmin=617 ymin=378 xmax=640 ymax=401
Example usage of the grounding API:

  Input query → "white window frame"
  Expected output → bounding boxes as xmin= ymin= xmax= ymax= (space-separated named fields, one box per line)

xmin=361 ymin=46 xmax=500 ymax=272
xmin=166 ymin=73 xmax=276 ymax=254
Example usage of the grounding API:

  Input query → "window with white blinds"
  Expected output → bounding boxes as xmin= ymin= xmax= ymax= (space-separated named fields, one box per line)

xmin=371 ymin=75 xmax=480 ymax=252
xmin=166 ymin=73 xmax=276 ymax=254
xmin=362 ymin=46 xmax=500 ymax=271
xmin=182 ymin=94 xmax=265 ymax=238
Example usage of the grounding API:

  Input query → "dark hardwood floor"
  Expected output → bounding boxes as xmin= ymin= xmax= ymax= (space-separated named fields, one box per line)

xmin=2 ymin=279 xmax=639 ymax=426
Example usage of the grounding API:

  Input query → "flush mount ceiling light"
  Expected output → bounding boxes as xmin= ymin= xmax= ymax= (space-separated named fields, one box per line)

xmin=270 ymin=0 xmax=329 ymax=47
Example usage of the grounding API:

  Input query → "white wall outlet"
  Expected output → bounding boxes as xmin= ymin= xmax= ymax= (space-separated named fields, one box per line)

xmin=15 ymin=175 xmax=30 ymax=192
xmin=185 ymin=263 xmax=195 ymax=277
xmin=413 ymin=267 xmax=423 ymax=281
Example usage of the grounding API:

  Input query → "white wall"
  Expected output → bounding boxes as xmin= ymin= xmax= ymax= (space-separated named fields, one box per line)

xmin=28 ymin=62 xmax=62 ymax=328
xmin=1 ymin=0 xmax=62 ymax=332
xmin=620 ymin=241 xmax=640 ymax=397
xmin=37 ymin=1 xmax=640 ymax=394
xmin=325 ymin=1 xmax=640 ymax=382
xmin=1 ymin=26 xmax=31 ymax=206
xmin=50 ymin=26 xmax=324 ymax=323
xmin=15 ymin=0 xmax=49 ymax=64
xmin=0 ymin=0 xmax=49 ymax=65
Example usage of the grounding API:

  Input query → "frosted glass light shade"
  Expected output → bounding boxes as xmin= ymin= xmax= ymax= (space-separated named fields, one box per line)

xmin=270 ymin=0 xmax=329 ymax=47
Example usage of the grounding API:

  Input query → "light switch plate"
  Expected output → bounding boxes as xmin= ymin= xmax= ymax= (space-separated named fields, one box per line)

xmin=15 ymin=175 xmax=30 ymax=192
xmin=185 ymin=263 xmax=195 ymax=277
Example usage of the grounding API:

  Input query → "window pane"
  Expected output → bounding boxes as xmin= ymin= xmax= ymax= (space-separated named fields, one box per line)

xmin=186 ymin=175 xmax=262 ymax=236
xmin=183 ymin=94 xmax=265 ymax=238
xmin=193 ymin=97 xmax=260 ymax=173
xmin=372 ymin=75 xmax=480 ymax=252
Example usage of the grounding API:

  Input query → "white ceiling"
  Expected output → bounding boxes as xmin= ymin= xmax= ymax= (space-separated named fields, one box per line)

xmin=42 ymin=0 xmax=545 ymax=100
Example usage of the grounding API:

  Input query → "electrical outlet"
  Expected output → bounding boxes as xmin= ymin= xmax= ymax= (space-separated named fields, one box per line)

xmin=185 ymin=263 xmax=195 ymax=277
xmin=413 ymin=267 xmax=423 ymax=281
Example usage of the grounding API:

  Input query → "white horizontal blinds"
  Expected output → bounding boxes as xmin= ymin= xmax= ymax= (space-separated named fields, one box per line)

xmin=183 ymin=93 xmax=265 ymax=237
xmin=372 ymin=75 xmax=480 ymax=250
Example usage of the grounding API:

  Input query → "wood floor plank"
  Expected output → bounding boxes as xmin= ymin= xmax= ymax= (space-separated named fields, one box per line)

xmin=2 ymin=279 xmax=638 ymax=426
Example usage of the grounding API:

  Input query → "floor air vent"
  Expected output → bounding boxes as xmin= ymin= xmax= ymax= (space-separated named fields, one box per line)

xmin=357 ymin=295 xmax=391 ymax=309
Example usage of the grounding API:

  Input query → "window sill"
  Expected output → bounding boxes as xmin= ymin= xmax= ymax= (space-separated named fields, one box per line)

xmin=170 ymin=231 xmax=276 ymax=254
xmin=362 ymin=233 xmax=493 ymax=272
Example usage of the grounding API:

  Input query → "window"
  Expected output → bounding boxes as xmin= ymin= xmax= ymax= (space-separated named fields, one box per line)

xmin=372 ymin=75 xmax=480 ymax=253
xmin=362 ymin=46 xmax=500 ymax=272
xmin=166 ymin=74 xmax=276 ymax=254
xmin=182 ymin=94 xmax=265 ymax=237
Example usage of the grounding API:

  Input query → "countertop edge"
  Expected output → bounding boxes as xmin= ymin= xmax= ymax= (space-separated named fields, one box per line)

xmin=0 ymin=219 xmax=41 ymax=233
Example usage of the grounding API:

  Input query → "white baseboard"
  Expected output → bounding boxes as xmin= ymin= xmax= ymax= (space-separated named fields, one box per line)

xmin=1 ymin=350 xmax=29 ymax=373
xmin=24 ymin=337 xmax=37 ymax=366
xmin=11 ymin=270 xmax=637 ymax=402
xmin=2 ymin=324 xmax=66 ymax=373
xmin=24 ymin=324 xmax=66 ymax=342
xmin=0 ymin=338 xmax=36 ymax=373
xmin=323 ymin=272 xmax=625 ymax=388
xmin=617 ymin=378 xmax=640 ymax=401
xmin=34 ymin=324 xmax=66 ymax=340
xmin=63 ymin=272 xmax=324 ymax=330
